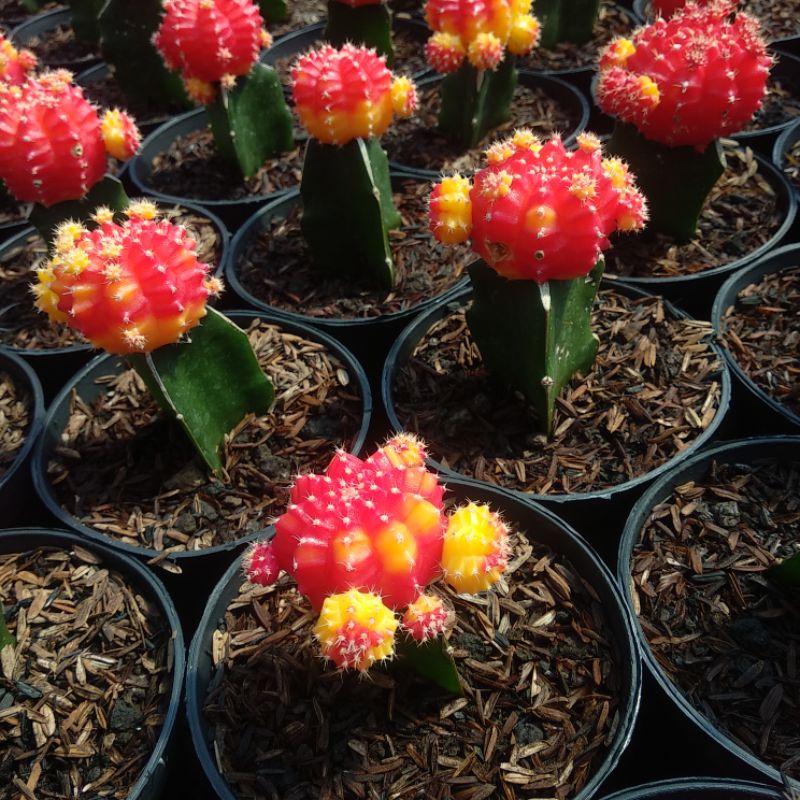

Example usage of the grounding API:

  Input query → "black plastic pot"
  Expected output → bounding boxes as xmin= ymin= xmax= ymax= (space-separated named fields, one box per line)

xmin=773 ymin=116 xmax=800 ymax=202
xmin=389 ymin=69 xmax=590 ymax=179
xmin=30 ymin=310 xmax=372 ymax=631
xmin=598 ymin=778 xmax=784 ymax=800
xmin=381 ymin=282 xmax=731 ymax=561
xmin=0 ymin=527 xmax=185 ymax=800
xmin=187 ymin=476 xmax=641 ymax=800
xmin=11 ymin=8 xmax=100 ymax=72
xmin=617 ymin=436 xmax=800 ymax=793
xmin=604 ymin=152 xmax=797 ymax=320
xmin=0 ymin=201 xmax=231 ymax=403
xmin=224 ymin=176 xmax=470 ymax=379
xmin=711 ymin=243 xmax=800 ymax=434
xmin=0 ymin=351 xmax=44 ymax=527
xmin=129 ymin=108 xmax=303 ymax=232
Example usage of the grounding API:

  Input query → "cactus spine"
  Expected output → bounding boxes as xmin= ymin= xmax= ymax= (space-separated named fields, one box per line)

xmin=596 ymin=0 xmax=771 ymax=241
xmin=429 ymin=132 xmax=647 ymax=433
xmin=292 ymin=44 xmax=417 ymax=288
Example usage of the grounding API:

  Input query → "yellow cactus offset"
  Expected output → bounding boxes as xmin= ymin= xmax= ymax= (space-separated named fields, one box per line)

xmin=442 ymin=502 xmax=509 ymax=593
xmin=315 ymin=588 xmax=399 ymax=671
xmin=428 ymin=175 xmax=473 ymax=245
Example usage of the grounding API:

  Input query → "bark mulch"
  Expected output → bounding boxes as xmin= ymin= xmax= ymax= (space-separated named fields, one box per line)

xmin=0 ymin=370 xmax=30 ymax=480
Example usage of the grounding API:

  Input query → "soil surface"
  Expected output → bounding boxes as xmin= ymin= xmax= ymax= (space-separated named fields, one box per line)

xmin=0 ymin=369 xmax=30 ymax=480
xmin=20 ymin=20 xmax=98 ymax=68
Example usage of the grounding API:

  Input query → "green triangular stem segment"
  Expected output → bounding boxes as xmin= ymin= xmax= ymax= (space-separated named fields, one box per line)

xmin=69 ymin=0 xmax=104 ymax=44
xmin=207 ymin=63 xmax=294 ymax=179
xmin=300 ymin=137 xmax=399 ymax=289
xmin=767 ymin=551 xmax=800 ymax=590
xmin=128 ymin=308 xmax=274 ymax=474
xmin=438 ymin=57 xmax=518 ymax=150
xmin=395 ymin=633 xmax=462 ymax=695
xmin=324 ymin=1 xmax=394 ymax=63
xmin=466 ymin=259 xmax=603 ymax=436
xmin=259 ymin=0 xmax=288 ymax=23
xmin=99 ymin=0 xmax=190 ymax=107
xmin=0 ymin=603 xmax=15 ymax=651
xmin=606 ymin=121 xmax=725 ymax=244
xmin=29 ymin=176 xmax=129 ymax=248
xmin=533 ymin=0 xmax=600 ymax=48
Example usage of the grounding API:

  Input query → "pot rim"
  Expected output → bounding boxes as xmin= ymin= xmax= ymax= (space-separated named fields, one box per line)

xmin=381 ymin=278 xmax=732 ymax=506
xmin=30 ymin=310 xmax=373 ymax=563
xmin=0 ymin=526 xmax=186 ymax=800
xmin=616 ymin=435 xmax=800 ymax=792
xmin=772 ymin=115 xmax=800 ymax=175
xmin=597 ymin=776 xmax=786 ymax=800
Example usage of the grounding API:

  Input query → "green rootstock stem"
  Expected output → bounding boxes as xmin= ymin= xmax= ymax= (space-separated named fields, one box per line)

xmin=607 ymin=121 xmax=725 ymax=244
xmin=29 ymin=175 xmax=129 ymax=248
xmin=395 ymin=634 xmax=462 ymax=695
xmin=466 ymin=259 xmax=603 ymax=436
xmin=438 ymin=57 xmax=518 ymax=150
xmin=324 ymin=1 xmax=394 ymax=64
xmin=69 ymin=0 xmax=104 ymax=45
xmin=207 ymin=63 xmax=294 ymax=180
xmin=767 ymin=551 xmax=800 ymax=591
xmin=533 ymin=0 xmax=600 ymax=48
xmin=99 ymin=0 xmax=190 ymax=107
xmin=0 ymin=603 xmax=15 ymax=651
xmin=128 ymin=308 xmax=274 ymax=474
xmin=300 ymin=137 xmax=400 ymax=289
xmin=259 ymin=0 xmax=288 ymax=23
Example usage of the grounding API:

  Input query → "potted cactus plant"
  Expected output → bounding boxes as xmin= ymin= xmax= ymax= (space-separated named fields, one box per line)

xmin=186 ymin=436 xmax=641 ymax=798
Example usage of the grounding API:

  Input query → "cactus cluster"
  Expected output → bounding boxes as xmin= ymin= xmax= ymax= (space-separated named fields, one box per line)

xmin=429 ymin=131 xmax=647 ymax=282
xmin=424 ymin=0 xmax=541 ymax=73
xmin=292 ymin=44 xmax=417 ymax=145
xmin=33 ymin=201 xmax=221 ymax=354
xmin=596 ymin=0 xmax=771 ymax=150
xmin=244 ymin=435 xmax=510 ymax=671
xmin=0 ymin=34 xmax=37 ymax=86
xmin=154 ymin=0 xmax=270 ymax=103
xmin=0 ymin=70 xmax=140 ymax=207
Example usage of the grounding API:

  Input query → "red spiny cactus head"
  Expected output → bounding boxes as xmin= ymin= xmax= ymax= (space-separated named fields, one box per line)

xmin=243 ymin=437 xmax=446 ymax=610
xmin=424 ymin=0 xmax=539 ymax=72
xmin=154 ymin=0 xmax=266 ymax=89
xmin=315 ymin=589 xmax=399 ymax=670
xmin=401 ymin=593 xmax=451 ymax=642
xmin=430 ymin=132 xmax=647 ymax=282
xmin=0 ymin=35 xmax=37 ymax=86
xmin=595 ymin=1 xmax=771 ymax=150
xmin=291 ymin=44 xmax=416 ymax=144
xmin=33 ymin=201 xmax=221 ymax=354
xmin=0 ymin=71 xmax=140 ymax=206
xmin=441 ymin=502 xmax=509 ymax=594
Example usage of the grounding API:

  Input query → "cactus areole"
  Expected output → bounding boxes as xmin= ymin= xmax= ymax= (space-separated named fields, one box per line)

xmin=596 ymin=0 xmax=771 ymax=240
xmin=0 ymin=71 xmax=140 ymax=209
xmin=429 ymin=132 xmax=647 ymax=433
xmin=244 ymin=435 xmax=510 ymax=681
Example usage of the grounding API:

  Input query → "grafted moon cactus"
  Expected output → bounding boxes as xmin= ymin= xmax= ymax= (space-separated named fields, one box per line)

xmin=0 ymin=71 xmax=140 ymax=208
xmin=33 ymin=201 xmax=219 ymax=354
xmin=596 ymin=0 xmax=771 ymax=240
xmin=423 ymin=0 xmax=540 ymax=148
xmin=244 ymin=435 xmax=510 ymax=673
xmin=0 ymin=35 xmax=37 ymax=86
xmin=429 ymin=131 xmax=646 ymax=433
xmin=154 ymin=0 xmax=293 ymax=178
xmin=291 ymin=44 xmax=417 ymax=288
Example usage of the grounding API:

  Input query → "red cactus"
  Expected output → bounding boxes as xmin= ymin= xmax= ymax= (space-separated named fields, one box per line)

xmin=429 ymin=131 xmax=647 ymax=282
xmin=0 ymin=71 xmax=140 ymax=207
xmin=291 ymin=44 xmax=416 ymax=145
xmin=652 ymin=0 xmax=689 ymax=17
xmin=595 ymin=0 xmax=771 ymax=150
xmin=154 ymin=0 xmax=268 ymax=101
xmin=424 ymin=0 xmax=540 ymax=72
xmin=0 ymin=35 xmax=37 ymax=86
xmin=33 ymin=201 xmax=221 ymax=354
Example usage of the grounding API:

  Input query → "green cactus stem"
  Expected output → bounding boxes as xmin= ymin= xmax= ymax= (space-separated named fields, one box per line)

xmin=29 ymin=175 xmax=129 ymax=247
xmin=259 ymin=0 xmax=288 ymax=23
xmin=395 ymin=633 xmax=462 ymax=694
xmin=438 ymin=56 xmax=517 ymax=150
xmin=466 ymin=258 xmax=604 ymax=436
xmin=606 ymin=121 xmax=725 ymax=244
xmin=69 ymin=0 xmax=104 ymax=45
xmin=128 ymin=308 xmax=274 ymax=474
xmin=0 ymin=603 xmax=14 ymax=652
xmin=300 ymin=136 xmax=400 ymax=289
xmin=98 ymin=0 xmax=190 ymax=108
xmin=767 ymin=551 xmax=800 ymax=591
xmin=324 ymin=1 xmax=394 ymax=64
xmin=533 ymin=0 xmax=600 ymax=49
xmin=206 ymin=63 xmax=294 ymax=179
